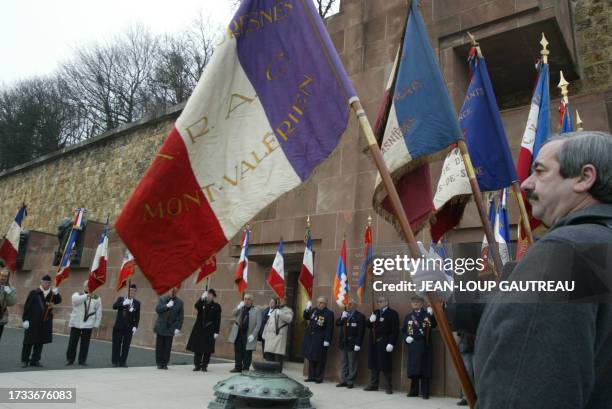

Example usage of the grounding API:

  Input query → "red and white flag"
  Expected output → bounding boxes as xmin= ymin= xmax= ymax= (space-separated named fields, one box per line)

xmin=0 ymin=204 xmax=27 ymax=272
xmin=116 ymin=250 xmax=136 ymax=291
xmin=87 ymin=221 xmax=109 ymax=293
xmin=114 ymin=0 xmax=357 ymax=295
xmin=298 ymin=226 xmax=314 ymax=299
xmin=267 ymin=241 xmax=285 ymax=298
xmin=234 ymin=228 xmax=250 ymax=293
xmin=196 ymin=255 xmax=217 ymax=285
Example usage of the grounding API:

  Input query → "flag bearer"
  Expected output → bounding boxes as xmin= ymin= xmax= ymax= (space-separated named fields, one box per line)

xmin=335 ymin=298 xmax=365 ymax=389
xmin=364 ymin=296 xmax=399 ymax=394
xmin=66 ymin=280 xmax=102 ymax=365
xmin=111 ymin=283 xmax=140 ymax=367
xmin=21 ymin=274 xmax=62 ymax=367
xmin=403 ymin=296 xmax=436 ymax=399
xmin=187 ymin=288 xmax=221 ymax=372
xmin=301 ymin=296 xmax=334 ymax=383
xmin=154 ymin=286 xmax=183 ymax=369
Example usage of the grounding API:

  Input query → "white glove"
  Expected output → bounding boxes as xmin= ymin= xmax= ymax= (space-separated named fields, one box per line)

xmin=132 ymin=327 xmax=137 ymax=335
xmin=306 ymin=301 xmax=312 ymax=310
xmin=123 ymin=298 xmax=131 ymax=306
xmin=214 ymin=333 xmax=219 ymax=339
xmin=385 ymin=344 xmax=394 ymax=353
xmin=369 ymin=313 xmax=376 ymax=323
xmin=354 ymin=345 xmax=361 ymax=352
xmin=341 ymin=311 xmax=348 ymax=319
xmin=22 ymin=320 xmax=30 ymax=329
xmin=201 ymin=291 xmax=208 ymax=300
xmin=323 ymin=341 xmax=330 ymax=347
xmin=247 ymin=334 xmax=255 ymax=343
xmin=166 ymin=300 xmax=174 ymax=308
xmin=411 ymin=242 xmax=453 ymax=301
xmin=427 ymin=306 xmax=433 ymax=315
xmin=405 ymin=336 xmax=414 ymax=344
xmin=237 ymin=301 xmax=245 ymax=309
xmin=52 ymin=287 xmax=59 ymax=295
xmin=174 ymin=328 xmax=180 ymax=336
xmin=4 ymin=286 xmax=12 ymax=294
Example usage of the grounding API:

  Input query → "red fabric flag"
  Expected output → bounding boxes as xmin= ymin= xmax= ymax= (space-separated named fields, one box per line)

xmin=196 ymin=255 xmax=217 ymax=284
xmin=116 ymin=250 xmax=136 ymax=291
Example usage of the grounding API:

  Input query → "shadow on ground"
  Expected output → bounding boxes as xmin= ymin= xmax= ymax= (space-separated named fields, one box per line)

xmin=0 ymin=327 xmax=227 ymax=373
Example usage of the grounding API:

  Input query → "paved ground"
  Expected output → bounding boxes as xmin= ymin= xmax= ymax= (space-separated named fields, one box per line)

xmin=0 ymin=328 xmax=458 ymax=408
xmin=0 ymin=361 xmax=458 ymax=409
xmin=0 ymin=327 xmax=227 ymax=372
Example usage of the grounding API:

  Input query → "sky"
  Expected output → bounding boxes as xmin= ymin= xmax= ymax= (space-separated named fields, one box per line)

xmin=0 ymin=0 xmax=236 ymax=85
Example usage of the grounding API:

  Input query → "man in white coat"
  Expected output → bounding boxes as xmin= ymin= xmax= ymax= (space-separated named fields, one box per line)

xmin=262 ymin=297 xmax=294 ymax=371
xmin=66 ymin=280 xmax=102 ymax=365
xmin=228 ymin=294 xmax=260 ymax=372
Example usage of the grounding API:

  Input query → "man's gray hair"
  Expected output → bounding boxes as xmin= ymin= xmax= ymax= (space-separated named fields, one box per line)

xmin=546 ymin=131 xmax=612 ymax=203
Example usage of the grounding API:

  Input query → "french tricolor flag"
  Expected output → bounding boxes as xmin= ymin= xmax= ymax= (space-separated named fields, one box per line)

xmin=87 ymin=221 xmax=109 ymax=293
xmin=234 ymin=228 xmax=250 ymax=294
xmin=0 ymin=204 xmax=27 ymax=272
xmin=116 ymin=250 xmax=136 ymax=291
xmin=515 ymin=59 xmax=550 ymax=259
xmin=267 ymin=240 xmax=285 ymax=299
xmin=115 ymin=0 xmax=356 ymax=295
xmin=298 ymin=226 xmax=314 ymax=299
xmin=55 ymin=208 xmax=86 ymax=286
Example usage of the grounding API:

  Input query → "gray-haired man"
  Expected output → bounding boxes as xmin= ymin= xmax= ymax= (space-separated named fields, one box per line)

xmin=335 ymin=299 xmax=365 ymax=389
xmin=474 ymin=131 xmax=612 ymax=408
xmin=228 ymin=294 xmax=260 ymax=372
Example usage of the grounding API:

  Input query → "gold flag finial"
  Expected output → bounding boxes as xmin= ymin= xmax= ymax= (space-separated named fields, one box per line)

xmin=367 ymin=214 xmax=372 ymax=226
xmin=558 ymin=70 xmax=569 ymax=104
xmin=575 ymin=110 xmax=583 ymax=131
xmin=540 ymin=33 xmax=549 ymax=64
xmin=306 ymin=215 xmax=311 ymax=227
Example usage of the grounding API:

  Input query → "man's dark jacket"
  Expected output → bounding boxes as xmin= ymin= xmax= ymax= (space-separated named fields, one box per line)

xmin=474 ymin=204 xmax=612 ymax=409
xmin=335 ymin=309 xmax=365 ymax=351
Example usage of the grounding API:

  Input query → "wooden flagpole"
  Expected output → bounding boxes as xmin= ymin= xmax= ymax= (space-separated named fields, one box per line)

xmin=351 ymin=100 xmax=477 ymax=408
xmin=367 ymin=215 xmax=376 ymax=313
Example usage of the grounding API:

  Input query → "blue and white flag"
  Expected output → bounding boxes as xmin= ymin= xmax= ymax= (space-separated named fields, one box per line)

xmin=431 ymin=47 xmax=516 ymax=242
xmin=374 ymin=0 xmax=462 ymax=228
xmin=56 ymin=208 xmax=86 ymax=286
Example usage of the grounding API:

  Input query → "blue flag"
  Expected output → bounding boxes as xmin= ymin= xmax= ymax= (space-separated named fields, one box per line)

xmin=374 ymin=0 xmax=462 ymax=232
xmin=495 ymin=189 xmax=511 ymax=264
xmin=463 ymin=52 xmax=517 ymax=190
xmin=379 ymin=0 xmax=462 ymax=167
xmin=560 ymin=102 xmax=574 ymax=133
xmin=532 ymin=63 xmax=551 ymax=163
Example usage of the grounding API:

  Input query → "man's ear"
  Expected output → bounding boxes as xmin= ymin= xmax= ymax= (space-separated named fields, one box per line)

xmin=573 ymin=164 xmax=598 ymax=193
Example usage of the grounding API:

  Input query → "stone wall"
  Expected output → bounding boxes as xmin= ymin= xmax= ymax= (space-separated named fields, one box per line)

xmin=1 ymin=0 xmax=611 ymax=398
